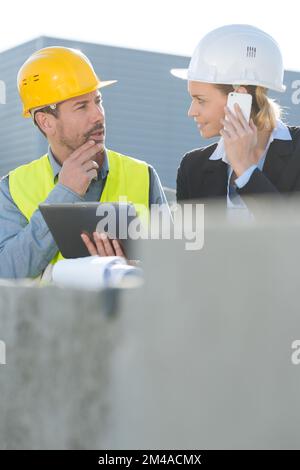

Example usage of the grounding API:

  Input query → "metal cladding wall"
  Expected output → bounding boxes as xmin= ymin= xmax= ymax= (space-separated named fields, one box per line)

xmin=0 ymin=38 xmax=45 ymax=177
xmin=1 ymin=36 xmax=300 ymax=188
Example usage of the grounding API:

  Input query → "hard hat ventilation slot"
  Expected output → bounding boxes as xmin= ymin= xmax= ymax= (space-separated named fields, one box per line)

xmin=246 ymin=47 xmax=256 ymax=58
xmin=33 ymin=75 xmax=40 ymax=82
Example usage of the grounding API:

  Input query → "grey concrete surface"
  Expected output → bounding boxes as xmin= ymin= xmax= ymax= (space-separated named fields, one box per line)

xmin=0 ymin=284 xmax=120 ymax=449
xmin=1 ymin=201 xmax=300 ymax=449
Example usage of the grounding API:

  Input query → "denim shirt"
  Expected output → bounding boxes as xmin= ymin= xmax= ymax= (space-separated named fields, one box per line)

xmin=0 ymin=147 xmax=168 ymax=278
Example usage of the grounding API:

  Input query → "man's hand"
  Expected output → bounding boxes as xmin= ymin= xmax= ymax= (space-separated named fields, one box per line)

xmin=58 ymin=140 xmax=103 ymax=196
xmin=220 ymin=104 xmax=258 ymax=177
xmin=81 ymin=232 xmax=126 ymax=258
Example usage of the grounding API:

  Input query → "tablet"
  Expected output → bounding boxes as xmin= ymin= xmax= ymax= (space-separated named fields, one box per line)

xmin=39 ymin=202 xmax=137 ymax=259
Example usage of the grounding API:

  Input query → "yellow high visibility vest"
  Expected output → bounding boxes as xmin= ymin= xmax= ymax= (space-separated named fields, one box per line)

xmin=9 ymin=149 xmax=149 ymax=265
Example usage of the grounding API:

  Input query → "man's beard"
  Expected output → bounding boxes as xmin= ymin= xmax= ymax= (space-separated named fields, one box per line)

xmin=58 ymin=123 xmax=106 ymax=153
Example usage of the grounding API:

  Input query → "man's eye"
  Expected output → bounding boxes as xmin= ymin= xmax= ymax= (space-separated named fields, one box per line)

xmin=77 ymin=105 xmax=86 ymax=110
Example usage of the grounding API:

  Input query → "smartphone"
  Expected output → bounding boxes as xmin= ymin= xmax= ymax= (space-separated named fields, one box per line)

xmin=227 ymin=92 xmax=252 ymax=123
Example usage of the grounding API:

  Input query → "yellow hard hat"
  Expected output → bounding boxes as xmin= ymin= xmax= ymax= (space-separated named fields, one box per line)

xmin=17 ymin=46 xmax=117 ymax=117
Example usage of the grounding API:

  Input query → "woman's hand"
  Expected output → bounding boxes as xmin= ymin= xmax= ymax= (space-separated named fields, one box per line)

xmin=220 ymin=104 xmax=258 ymax=177
xmin=81 ymin=232 xmax=126 ymax=258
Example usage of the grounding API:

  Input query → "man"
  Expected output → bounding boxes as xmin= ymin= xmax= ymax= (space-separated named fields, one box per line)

xmin=0 ymin=46 xmax=168 ymax=279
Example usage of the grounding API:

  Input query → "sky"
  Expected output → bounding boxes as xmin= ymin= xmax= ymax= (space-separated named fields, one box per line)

xmin=1 ymin=0 xmax=300 ymax=71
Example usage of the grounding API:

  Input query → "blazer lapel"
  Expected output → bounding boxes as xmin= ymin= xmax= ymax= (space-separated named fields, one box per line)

xmin=199 ymin=158 xmax=228 ymax=198
xmin=263 ymin=139 xmax=294 ymax=188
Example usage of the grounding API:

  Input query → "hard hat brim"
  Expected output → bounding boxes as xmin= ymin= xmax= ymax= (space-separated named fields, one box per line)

xmin=98 ymin=80 xmax=118 ymax=88
xmin=170 ymin=68 xmax=286 ymax=93
xmin=24 ymin=79 xmax=118 ymax=118
xmin=170 ymin=68 xmax=188 ymax=80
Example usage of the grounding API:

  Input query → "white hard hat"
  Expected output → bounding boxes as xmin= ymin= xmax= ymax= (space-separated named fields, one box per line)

xmin=171 ymin=24 xmax=286 ymax=92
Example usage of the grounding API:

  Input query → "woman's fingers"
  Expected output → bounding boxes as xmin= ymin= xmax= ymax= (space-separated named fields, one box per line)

xmin=223 ymin=105 xmax=248 ymax=135
xmin=220 ymin=128 xmax=231 ymax=139
xmin=249 ymin=118 xmax=257 ymax=133
xmin=221 ymin=117 xmax=236 ymax=138
xmin=233 ymin=103 xmax=249 ymax=130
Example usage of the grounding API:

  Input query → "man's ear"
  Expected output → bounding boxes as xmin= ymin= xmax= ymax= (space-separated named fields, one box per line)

xmin=34 ymin=112 xmax=57 ymax=136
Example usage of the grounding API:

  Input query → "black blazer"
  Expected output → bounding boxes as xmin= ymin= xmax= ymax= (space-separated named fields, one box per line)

xmin=177 ymin=126 xmax=300 ymax=203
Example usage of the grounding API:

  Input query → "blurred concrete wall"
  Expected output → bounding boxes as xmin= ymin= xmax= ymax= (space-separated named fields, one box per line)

xmin=1 ymin=203 xmax=300 ymax=449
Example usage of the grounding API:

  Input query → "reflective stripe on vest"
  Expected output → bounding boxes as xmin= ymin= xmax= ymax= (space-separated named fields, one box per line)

xmin=9 ymin=149 xmax=149 ymax=265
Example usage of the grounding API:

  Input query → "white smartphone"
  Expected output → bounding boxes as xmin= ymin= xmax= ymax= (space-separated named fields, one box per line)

xmin=227 ymin=92 xmax=252 ymax=123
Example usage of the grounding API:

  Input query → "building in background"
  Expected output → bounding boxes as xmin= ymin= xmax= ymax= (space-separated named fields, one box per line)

xmin=1 ymin=36 xmax=300 ymax=191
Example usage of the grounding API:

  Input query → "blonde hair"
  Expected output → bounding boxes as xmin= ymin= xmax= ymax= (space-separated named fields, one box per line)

xmin=215 ymin=84 xmax=281 ymax=131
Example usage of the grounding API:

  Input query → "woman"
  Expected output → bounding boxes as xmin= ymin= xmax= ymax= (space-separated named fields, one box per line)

xmin=172 ymin=24 xmax=300 ymax=210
